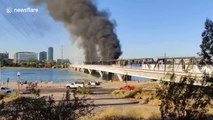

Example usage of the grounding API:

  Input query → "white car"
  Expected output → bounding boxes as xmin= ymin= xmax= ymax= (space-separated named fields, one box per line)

xmin=66 ymin=82 xmax=84 ymax=89
xmin=88 ymin=81 xmax=101 ymax=86
xmin=0 ymin=87 xmax=14 ymax=94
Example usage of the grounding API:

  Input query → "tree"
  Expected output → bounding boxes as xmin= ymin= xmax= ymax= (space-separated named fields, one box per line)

xmin=0 ymin=89 xmax=93 ymax=120
xmin=200 ymin=19 xmax=213 ymax=64
xmin=157 ymin=75 xmax=213 ymax=120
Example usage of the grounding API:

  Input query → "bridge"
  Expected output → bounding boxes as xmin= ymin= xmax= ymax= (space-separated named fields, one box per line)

xmin=70 ymin=57 xmax=213 ymax=86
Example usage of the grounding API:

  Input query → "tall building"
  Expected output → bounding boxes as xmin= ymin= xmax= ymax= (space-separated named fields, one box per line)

xmin=0 ymin=52 xmax=9 ymax=60
xmin=14 ymin=52 xmax=38 ymax=64
xmin=39 ymin=51 xmax=47 ymax=61
xmin=48 ymin=47 xmax=53 ymax=61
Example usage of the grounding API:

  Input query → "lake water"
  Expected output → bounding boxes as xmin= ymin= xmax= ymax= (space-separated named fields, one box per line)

xmin=0 ymin=69 xmax=95 ymax=83
xmin=0 ymin=69 xmax=148 ymax=83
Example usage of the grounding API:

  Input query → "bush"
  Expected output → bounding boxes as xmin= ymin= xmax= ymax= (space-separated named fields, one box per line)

xmin=112 ymin=90 xmax=125 ymax=97
xmin=143 ymin=98 xmax=150 ymax=104
xmin=76 ymin=87 xmax=92 ymax=94
xmin=0 ymin=89 xmax=93 ymax=120
xmin=134 ymin=93 xmax=143 ymax=99
xmin=26 ymin=82 xmax=40 ymax=97
xmin=0 ymin=92 xmax=5 ymax=100
xmin=112 ymin=86 xmax=144 ymax=99
xmin=95 ymin=107 xmax=143 ymax=120
xmin=93 ymin=107 xmax=161 ymax=120
xmin=157 ymin=76 xmax=213 ymax=120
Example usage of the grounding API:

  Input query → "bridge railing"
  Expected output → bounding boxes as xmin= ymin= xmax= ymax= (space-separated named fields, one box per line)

xmin=82 ymin=57 xmax=213 ymax=76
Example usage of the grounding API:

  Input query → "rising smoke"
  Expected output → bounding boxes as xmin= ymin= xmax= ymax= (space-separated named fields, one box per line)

xmin=34 ymin=0 xmax=122 ymax=62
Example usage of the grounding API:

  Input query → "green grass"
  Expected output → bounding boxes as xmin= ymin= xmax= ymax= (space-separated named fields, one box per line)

xmin=3 ymin=92 xmax=21 ymax=102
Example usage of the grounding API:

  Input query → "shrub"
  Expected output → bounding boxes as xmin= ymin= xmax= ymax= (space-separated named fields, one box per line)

xmin=94 ymin=107 xmax=161 ymax=120
xmin=143 ymin=98 xmax=150 ymax=104
xmin=0 ymin=89 xmax=93 ymax=120
xmin=112 ymin=86 xmax=143 ymax=98
xmin=134 ymin=93 xmax=143 ymax=99
xmin=76 ymin=87 xmax=92 ymax=94
xmin=112 ymin=90 xmax=126 ymax=98
xmin=157 ymin=76 xmax=213 ymax=120
xmin=26 ymin=82 xmax=40 ymax=97
xmin=112 ymin=90 xmax=121 ymax=95
xmin=0 ymin=92 xmax=5 ymax=100
xmin=95 ymin=107 xmax=143 ymax=120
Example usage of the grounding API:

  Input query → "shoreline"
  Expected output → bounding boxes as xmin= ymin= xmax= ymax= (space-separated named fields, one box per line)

xmin=1 ymin=80 xmax=158 ymax=90
xmin=0 ymin=67 xmax=69 ymax=71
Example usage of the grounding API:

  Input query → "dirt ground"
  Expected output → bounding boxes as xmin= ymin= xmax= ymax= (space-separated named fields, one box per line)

xmin=3 ymin=80 xmax=158 ymax=107
xmin=2 ymin=80 xmax=213 ymax=118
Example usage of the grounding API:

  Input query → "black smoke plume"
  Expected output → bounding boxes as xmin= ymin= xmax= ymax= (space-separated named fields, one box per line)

xmin=34 ymin=0 xmax=122 ymax=62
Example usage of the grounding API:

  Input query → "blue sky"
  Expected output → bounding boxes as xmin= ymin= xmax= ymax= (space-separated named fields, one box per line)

xmin=0 ymin=0 xmax=213 ymax=63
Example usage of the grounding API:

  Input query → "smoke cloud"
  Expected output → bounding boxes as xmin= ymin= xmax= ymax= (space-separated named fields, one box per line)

xmin=35 ymin=0 xmax=122 ymax=62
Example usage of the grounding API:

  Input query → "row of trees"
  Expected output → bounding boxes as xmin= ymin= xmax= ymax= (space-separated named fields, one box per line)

xmin=0 ymin=60 xmax=71 ymax=68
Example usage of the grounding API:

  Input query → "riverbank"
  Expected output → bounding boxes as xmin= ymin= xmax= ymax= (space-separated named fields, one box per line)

xmin=3 ymin=80 xmax=158 ymax=90
xmin=0 ymin=67 xmax=69 ymax=70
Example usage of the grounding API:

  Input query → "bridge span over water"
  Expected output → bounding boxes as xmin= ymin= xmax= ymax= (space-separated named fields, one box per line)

xmin=70 ymin=57 xmax=213 ymax=86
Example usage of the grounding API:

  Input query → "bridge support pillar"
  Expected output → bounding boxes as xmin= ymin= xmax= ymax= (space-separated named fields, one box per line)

xmin=123 ymin=75 xmax=132 ymax=81
xmin=105 ymin=72 xmax=113 ymax=81
xmin=117 ymin=74 xmax=124 ymax=81
xmin=88 ymin=69 xmax=93 ymax=74
xmin=98 ymin=71 xmax=103 ymax=78
xmin=80 ymin=68 xmax=85 ymax=72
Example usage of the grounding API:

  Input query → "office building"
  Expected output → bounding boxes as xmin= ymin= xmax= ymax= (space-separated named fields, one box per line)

xmin=39 ymin=51 xmax=47 ymax=61
xmin=0 ymin=52 xmax=9 ymax=60
xmin=14 ymin=52 xmax=38 ymax=64
xmin=48 ymin=47 xmax=53 ymax=61
xmin=57 ymin=59 xmax=70 ymax=64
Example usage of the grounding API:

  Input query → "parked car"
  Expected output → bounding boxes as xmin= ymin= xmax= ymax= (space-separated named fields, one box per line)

xmin=0 ymin=87 xmax=15 ymax=94
xmin=88 ymin=81 xmax=101 ymax=86
xmin=120 ymin=85 xmax=135 ymax=91
xmin=66 ymin=82 xmax=84 ymax=89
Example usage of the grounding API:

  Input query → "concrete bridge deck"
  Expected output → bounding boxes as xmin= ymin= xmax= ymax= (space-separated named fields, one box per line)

xmin=70 ymin=64 xmax=209 ymax=86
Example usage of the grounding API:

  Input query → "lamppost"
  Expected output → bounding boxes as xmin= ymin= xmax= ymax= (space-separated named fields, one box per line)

xmin=17 ymin=72 xmax=20 ymax=80
xmin=17 ymin=72 xmax=21 ymax=90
